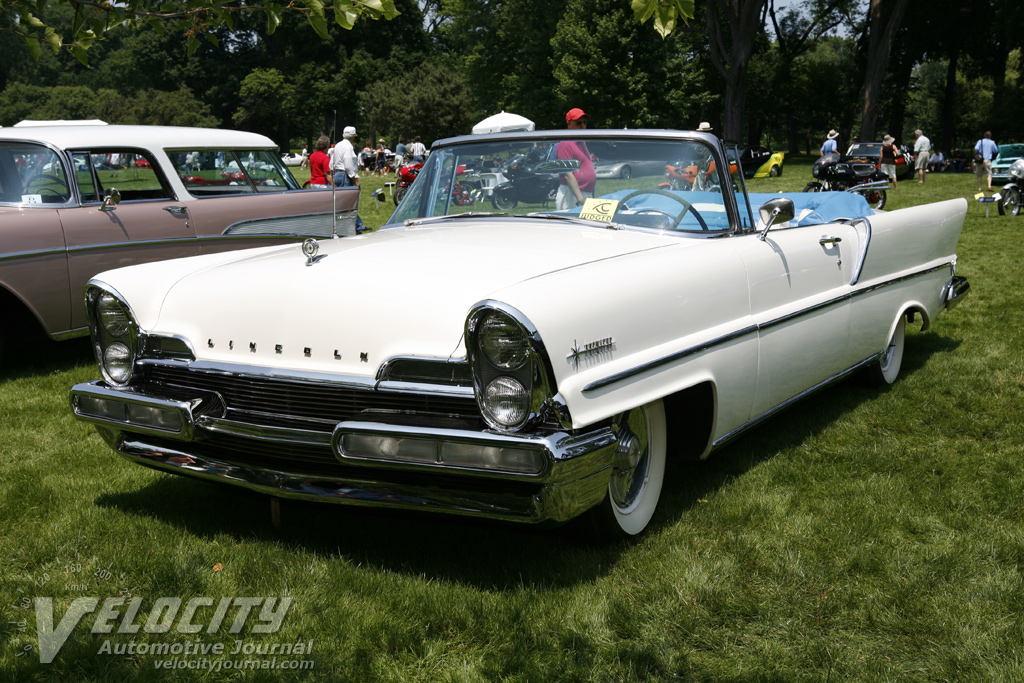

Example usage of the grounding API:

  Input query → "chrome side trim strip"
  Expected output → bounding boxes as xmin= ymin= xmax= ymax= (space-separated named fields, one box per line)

xmin=711 ymin=353 xmax=881 ymax=450
xmin=583 ymin=262 xmax=952 ymax=394
xmin=583 ymin=325 xmax=758 ymax=393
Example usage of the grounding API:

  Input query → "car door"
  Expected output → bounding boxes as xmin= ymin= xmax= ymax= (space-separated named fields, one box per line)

xmin=738 ymin=222 xmax=857 ymax=417
xmin=0 ymin=141 xmax=74 ymax=337
xmin=59 ymin=149 xmax=196 ymax=331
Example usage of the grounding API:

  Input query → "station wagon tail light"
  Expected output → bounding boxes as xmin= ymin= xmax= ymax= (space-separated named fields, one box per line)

xmin=85 ymin=285 xmax=139 ymax=387
xmin=467 ymin=304 xmax=559 ymax=432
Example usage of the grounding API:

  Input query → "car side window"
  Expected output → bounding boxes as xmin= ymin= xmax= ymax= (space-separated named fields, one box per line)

xmin=0 ymin=142 xmax=71 ymax=205
xmin=171 ymin=149 xmax=297 ymax=195
xmin=71 ymin=149 xmax=171 ymax=203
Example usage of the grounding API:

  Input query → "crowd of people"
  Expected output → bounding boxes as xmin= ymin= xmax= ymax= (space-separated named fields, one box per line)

xmin=819 ymin=127 xmax=1011 ymax=191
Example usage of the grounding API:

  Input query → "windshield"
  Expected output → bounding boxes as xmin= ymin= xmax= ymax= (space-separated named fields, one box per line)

xmin=386 ymin=134 xmax=745 ymax=233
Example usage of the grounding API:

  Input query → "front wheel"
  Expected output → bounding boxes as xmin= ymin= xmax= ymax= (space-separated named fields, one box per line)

xmin=584 ymin=400 xmax=667 ymax=538
xmin=803 ymin=182 xmax=823 ymax=192
xmin=393 ymin=185 xmax=408 ymax=206
xmin=999 ymin=185 xmax=1021 ymax=216
xmin=769 ymin=164 xmax=781 ymax=177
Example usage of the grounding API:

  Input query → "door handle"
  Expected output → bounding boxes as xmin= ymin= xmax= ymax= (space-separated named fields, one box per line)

xmin=163 ymin=206 xmax=188 ymax=215
xmin=819 ymin=236 xmax=842 ymax=245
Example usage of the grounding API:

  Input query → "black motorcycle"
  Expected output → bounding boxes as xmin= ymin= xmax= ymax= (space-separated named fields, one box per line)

xmin=490 ymin=152 xmax=562 ymax=210
xmin=803 ymin=153 xmax=889 ymax=210
xmin=998 ymin=158 xmax=1024 ymax=216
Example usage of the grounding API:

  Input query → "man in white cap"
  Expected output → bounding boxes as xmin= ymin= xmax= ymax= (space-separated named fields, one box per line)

xmin=820 ymin=129 xmax=839 ymax=156
xmin=332 ymin=126 xmax=360 ymax=188
xmin=331 ymin=126 xmax=367 ymax=233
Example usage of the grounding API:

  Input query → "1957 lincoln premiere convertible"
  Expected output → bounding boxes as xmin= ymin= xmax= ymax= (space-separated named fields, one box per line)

xmin=70 ymin=129 xmax=970 ymax=538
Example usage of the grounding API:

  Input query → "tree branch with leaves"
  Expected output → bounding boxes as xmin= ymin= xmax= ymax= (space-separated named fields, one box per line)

xmin=0 ymin=0 xmax=399 ymax=65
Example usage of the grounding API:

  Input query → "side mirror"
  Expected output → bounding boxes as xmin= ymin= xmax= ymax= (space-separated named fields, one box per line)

xmin=100 ymin=187 xmax=121 ymax=212
xmin=757 ymin=197 xmax=795 ymax=240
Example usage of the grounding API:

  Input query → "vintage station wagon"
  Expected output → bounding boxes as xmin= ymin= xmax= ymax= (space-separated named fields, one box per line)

xmin=0 ymin=122 xmax=358 ymax=365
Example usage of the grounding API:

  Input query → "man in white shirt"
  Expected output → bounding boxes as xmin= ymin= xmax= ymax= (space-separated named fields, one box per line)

xmin=913 ymin=129 xmax=930 ymax=183
xmin=330 ymin=126 xmax=366 ymax=233
xmin=331 ymin=127 xmax=359 ymax=188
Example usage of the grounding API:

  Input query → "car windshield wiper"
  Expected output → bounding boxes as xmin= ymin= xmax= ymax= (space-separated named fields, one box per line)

xmin=514 ymin=212 xmax=623 ymax=230
xmin=404 ymin=212 xmax=508 ymax=226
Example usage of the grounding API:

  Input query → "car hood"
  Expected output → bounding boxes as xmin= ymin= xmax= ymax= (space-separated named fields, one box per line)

xmin=107 ymin=221 xmax=678 ymax=376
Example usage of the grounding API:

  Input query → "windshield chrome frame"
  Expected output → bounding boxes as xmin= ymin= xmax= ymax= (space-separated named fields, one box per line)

xmin=383 ymin=129 xmax=751 ymax=236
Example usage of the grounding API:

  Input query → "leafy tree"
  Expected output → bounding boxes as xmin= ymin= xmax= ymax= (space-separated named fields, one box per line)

xmin=233 ymin=68 xmax=298 ymax=143
xmin=551 ymin=0 xmax=710 ymax=129
xmin=0 ymin=0 xmax=400 ymax=64
xmin=358 ymin=59 xmax=473 ymax=145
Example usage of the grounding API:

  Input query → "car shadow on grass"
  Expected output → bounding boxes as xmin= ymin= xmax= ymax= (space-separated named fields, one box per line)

xmin=92 ymin=331 xmax=961 ymax=589
xmin=647 ymin=329 xmax=963 ymax=535
xmin=0 ymin=335 xmax=92 ymax=383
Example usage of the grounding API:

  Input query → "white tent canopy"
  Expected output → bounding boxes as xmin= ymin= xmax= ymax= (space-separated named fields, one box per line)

xmin=472 ymin=111 xmax=535 ymax=135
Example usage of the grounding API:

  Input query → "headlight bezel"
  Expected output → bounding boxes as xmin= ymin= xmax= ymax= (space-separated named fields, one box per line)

xmin=466 ymin=301 xmax=565 ymax=433
xmin=85 ymin=284 xmax=140 ymax=387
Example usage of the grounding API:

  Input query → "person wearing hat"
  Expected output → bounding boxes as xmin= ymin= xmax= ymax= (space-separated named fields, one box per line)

xmin=696 ymin=122 xmax=713 ymax=133
xmin=330 ymin=126 xmax=368 ymax=233
xmin=879 ymin=134 xmax=900 ymax=189
xmin=820 ymin=129 xmax=839 ymax=156
xmin=332 ymin=126 xmax=360 ymax=188
xmin=555 ymin=108 xmax=597 ymax=210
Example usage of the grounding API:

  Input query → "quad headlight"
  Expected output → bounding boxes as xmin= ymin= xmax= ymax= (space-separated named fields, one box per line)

xmin=467 ymin=304 xmax=558 ymax=432
xmin=85 ymin=285 xmax=139 ymax=386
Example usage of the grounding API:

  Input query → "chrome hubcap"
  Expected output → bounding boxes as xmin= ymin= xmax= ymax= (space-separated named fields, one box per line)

xmin=610 ymin=408 xmax=651 ymax=510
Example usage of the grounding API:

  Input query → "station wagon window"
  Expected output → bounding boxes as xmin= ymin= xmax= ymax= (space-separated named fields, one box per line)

xmin=170 ymin=149 xmax=298 ymax=195
xmin=0 ymin=142 xmax=71 ymax=205
xmin=70 ymin=149 xmax=171 ymax=203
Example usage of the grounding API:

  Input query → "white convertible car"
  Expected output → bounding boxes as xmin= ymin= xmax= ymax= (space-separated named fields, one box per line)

xmin=70 ymin=129 xmax=970 ymax=538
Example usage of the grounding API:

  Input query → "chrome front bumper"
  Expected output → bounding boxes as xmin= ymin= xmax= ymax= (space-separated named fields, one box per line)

xmin=70 ymin=380 xmax=617 ymax=524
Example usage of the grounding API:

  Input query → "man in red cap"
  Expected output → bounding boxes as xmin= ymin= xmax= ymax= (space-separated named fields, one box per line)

xmin=555 ymin=108 xmax=596 ymax=210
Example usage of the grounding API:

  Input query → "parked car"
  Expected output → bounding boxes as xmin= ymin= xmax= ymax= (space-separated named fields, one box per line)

xmin=845 ymin=141 xmax=914 ymax=179
xmin=280 ymin=152 xmax=305 ymax=167
xmin=991 ymin=143 xmax=1024 ymax=184
xmin=727 ymin=145 xmax=785 ymax=178
xmin=70 ymin=128 xmax=970 ymax=539
xmin=0 ymin=122 xmax=360 ymax=365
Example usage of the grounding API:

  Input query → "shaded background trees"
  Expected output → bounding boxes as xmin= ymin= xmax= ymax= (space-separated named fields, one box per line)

xmin=0 ymin=0 xmax=1020 ymax=154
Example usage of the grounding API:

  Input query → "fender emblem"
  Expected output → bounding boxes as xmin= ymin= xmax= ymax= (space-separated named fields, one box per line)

xmin=568 ymin=337 xmax=615 ymax=369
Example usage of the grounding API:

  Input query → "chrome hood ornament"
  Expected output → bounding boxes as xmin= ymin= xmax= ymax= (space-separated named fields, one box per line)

xmin=302 ymin=238 xmax=324 ymax=267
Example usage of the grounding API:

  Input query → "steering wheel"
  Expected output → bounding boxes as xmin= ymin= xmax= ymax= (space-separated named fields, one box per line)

xmin=24 ymin=173 xmax=70 ymax=196
xmin=613 ymin=188 xmax=710 ymax=231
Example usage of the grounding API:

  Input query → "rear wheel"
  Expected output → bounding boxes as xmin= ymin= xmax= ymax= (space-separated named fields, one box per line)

xmin=769 ymin=164 xmax=781 ymax=177
xmin=868 ymin=315 xmax=906 ymax=385
xmin=866 ymin=188 xmax=887 ymax=210
xmin=999 ymin=185 xmax=1021 ymax=216
xmin=585 ymin=400 xmax=667 ymax=538
xmin=491 ymin=191 xmax=517 ymax=211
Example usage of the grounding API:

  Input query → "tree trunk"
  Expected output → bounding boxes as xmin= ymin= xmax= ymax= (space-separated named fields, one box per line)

xmin=705 ymin=0 xmax=768 ymax=141
xmin=858 ymin=0 xmax=909 ymax=141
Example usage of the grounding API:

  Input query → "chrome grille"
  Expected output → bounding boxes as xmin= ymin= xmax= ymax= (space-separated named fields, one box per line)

xmin=140 ymin=364 xmax=481 ymax=431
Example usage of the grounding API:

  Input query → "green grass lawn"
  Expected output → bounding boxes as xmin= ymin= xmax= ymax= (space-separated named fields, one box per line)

xmin=2 ymin=159 xmax=1022 ymax=681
